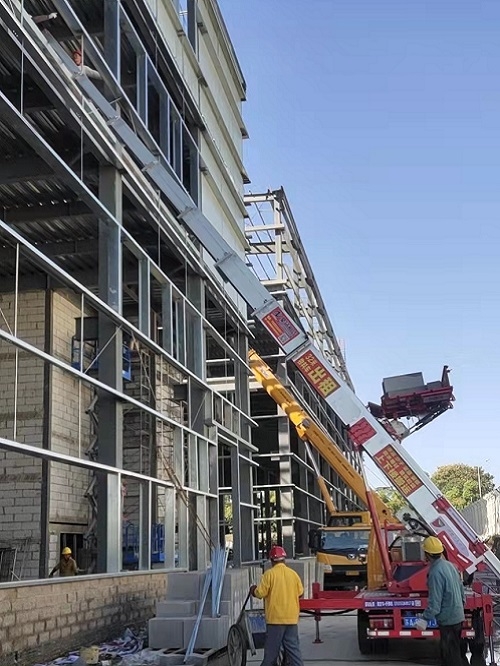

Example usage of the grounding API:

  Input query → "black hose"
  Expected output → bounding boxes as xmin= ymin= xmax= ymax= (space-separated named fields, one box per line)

xmin=300 ymin=609 xmax=355 ymax=617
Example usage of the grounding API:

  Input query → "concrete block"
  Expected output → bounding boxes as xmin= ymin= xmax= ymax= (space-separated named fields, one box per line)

xmin=157 ymin=601 xmax=197 ymax=618
xmin=149 ymin=617 xmax=190 ymax=649
xmin=219 ymin=569 xmax=249 ymax=601
xmin=165 ymin=572 xmax=203 ymax=601
xmin=200 ymin=600 xmax=231 ymax=617
xmin=182 ymin=616 xmax=230 ymax=651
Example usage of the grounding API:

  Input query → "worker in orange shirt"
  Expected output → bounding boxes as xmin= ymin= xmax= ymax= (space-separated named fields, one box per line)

xmin=250 ymin=546 xmax=304 ymax=666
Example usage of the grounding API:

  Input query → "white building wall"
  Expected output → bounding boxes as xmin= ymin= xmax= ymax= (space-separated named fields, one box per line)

xmin=146 ymin=1 xmax=247 ymax=238
xmin=461 ymin=490 xmax=500 ymax=539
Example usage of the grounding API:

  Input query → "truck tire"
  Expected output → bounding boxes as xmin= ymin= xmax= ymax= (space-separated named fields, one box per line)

xmin=469 ymin=611 xmax=487 ymax=666
xmin=357 ymin=611 xmax=389 ymax=656
xmin=357 ymin=611 xmax=371 ymax=655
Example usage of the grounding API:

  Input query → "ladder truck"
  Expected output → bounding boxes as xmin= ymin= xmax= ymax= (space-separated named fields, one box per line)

xmin=25 ymin=27 xmax=500 ymax=662
xmin=249 ymin=353 xmax=492 ymax=659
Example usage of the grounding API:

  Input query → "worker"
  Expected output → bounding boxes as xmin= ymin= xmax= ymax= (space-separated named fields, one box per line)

xmin=249 ymin=546 xmax=304 ymax=666
xmin=415 ymin=536 xmax=467 ymax=666
xmin=72 ymin=50 xmax=102 ymax=80
xmin=32 ymin=12 xmax=57 ymax=24
xmin=49 ymin=547 xmax=79 ymax=577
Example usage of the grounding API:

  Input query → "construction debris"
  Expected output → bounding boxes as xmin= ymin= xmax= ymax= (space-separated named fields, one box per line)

xmin=34 ymin=628 xmax=148 ymax=666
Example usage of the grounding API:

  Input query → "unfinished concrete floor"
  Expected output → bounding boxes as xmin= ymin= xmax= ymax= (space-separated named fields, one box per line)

xmin=248 ymin=614 xmax=441 ymax=666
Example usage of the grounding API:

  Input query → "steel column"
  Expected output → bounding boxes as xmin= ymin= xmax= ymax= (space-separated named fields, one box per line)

xmin=230 ymin=443 xmax=242 ymax=567
xmin=164 ymin=487 xmax=176 ymax=569
xmin=139 ymin=481 xmax=152 ymax=570
xmin=138 ymin=256 xmax=151 ymax=336
xmin=103 ymin=0 xmax=121 ymax=79
xmin=39 ymin=279 xmax=53 ymax=578
xmin=97 ymin=165 xmax=123 ymax=573
xmin=278 ymin=415 xmax=294 ymax=557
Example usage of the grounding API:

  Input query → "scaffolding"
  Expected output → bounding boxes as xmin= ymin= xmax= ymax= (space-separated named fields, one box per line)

xmin=244 ymin=189 xmax=359 ymax=557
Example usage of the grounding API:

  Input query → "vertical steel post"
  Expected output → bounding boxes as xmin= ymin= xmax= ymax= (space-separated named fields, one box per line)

xmin=96 ymin=165 xmax=123 ymax=573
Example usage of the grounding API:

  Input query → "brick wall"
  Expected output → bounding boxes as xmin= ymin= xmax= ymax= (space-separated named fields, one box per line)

xmin=0 ymin=291 xmax=46 ymax=579
xmin=0 ymin=571 xmax=168 ymax=666
xmin=48 ymin=291 xmax=93 ymax=569
xmin=123 ymin=353 xmax=183 ymax=527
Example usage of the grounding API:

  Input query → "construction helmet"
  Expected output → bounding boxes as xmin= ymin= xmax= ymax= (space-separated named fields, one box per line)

xmin=423 ymin=536 xmax=444 ymax=555
xmin=62 ymin=547 xmax=72 ymax=556
xmin=269 ymin=546 xmax=287 ymax=561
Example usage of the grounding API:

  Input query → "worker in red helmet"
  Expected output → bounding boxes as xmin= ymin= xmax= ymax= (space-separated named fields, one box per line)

xmin=249 ymin=545 xmax=304 ymax=666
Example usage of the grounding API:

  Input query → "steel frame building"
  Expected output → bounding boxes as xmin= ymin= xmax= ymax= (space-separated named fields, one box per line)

xmin=0 ymin=0 xmax=256 ymax=578
xmin=0 ymin=1 xmax=358 ymax=582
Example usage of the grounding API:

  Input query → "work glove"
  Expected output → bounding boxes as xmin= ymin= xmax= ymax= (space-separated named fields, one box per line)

xmin=249 ymin=584 xmax=257 ymax=597
xmin=48 ymin=12 xmax=58 ymax=19
xmin=415 ymin=617 xmax=427 ymax=631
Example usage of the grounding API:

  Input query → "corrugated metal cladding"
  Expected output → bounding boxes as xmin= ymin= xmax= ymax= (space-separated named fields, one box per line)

xmin=461 ymin=490 xmax=500 ymax=538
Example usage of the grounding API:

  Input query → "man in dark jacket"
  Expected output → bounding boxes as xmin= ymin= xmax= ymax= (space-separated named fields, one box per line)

xmin=415 ymin=536 xmax=468 ymax=666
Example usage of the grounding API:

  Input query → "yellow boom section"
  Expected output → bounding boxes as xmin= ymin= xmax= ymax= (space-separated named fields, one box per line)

xmin=248 ymin=349 xmax=396 ymax=525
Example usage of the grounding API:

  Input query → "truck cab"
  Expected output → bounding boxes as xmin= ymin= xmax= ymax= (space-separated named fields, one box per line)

xmin=309 ymin=511 xmax=371 ymax=590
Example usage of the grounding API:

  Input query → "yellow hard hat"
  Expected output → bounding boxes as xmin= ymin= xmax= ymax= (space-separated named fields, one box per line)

xmin=62 ymin=547 xmax=72 ymax=555
xmin=423 ymin=536 xmax=444 ymax=555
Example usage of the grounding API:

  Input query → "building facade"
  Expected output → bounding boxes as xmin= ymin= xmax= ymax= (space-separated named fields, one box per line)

xmin=0 ymin=0 xmax=359 ymax=587
xmin=0 ymin=0 xmax=255 ymax=580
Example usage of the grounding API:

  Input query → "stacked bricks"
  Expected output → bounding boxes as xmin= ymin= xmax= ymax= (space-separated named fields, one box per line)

xmin=148 ymin=569 xmax=254 ymax=651
xmin=0 ymin=572 xmax=167 ymax=666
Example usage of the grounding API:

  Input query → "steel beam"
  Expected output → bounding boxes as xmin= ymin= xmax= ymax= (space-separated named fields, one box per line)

xmin=3 ymin=200 xmax=92 ymax=223
xmin=0 ymin=157 xmax=55 ymax=184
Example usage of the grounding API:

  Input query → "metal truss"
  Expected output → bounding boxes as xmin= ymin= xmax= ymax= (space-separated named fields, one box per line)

xmin=245 ymin=189 xmax=352 ymax=389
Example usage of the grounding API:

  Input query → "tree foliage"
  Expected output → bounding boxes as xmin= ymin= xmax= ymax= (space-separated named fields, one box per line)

xmin=376 ymin=487 xmax=407 ymax=515
xmin=431 ymin=464 xmax=495 ymax=509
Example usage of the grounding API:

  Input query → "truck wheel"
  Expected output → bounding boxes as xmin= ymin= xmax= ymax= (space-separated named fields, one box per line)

xmin=373 ymin=638 xmax=389 ymax=655
xmin=357 ymin=611 xmax=372 ymax=655
xmin=469 ymin=611 xmax=487 ymax=666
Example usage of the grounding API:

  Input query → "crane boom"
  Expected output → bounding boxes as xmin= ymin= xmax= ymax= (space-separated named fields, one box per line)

xmin=41 ymin=33 xmax=500 ymax=583
xmin=249 ymin=349 xmax=394 ymax=524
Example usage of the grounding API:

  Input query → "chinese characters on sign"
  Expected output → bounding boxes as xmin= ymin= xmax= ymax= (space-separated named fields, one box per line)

xmin=349 ymin=418 xmax=377 ymax=446
xmin=261 ymin=307 xmax=300 ymax=346
xmin=364 ymin=599 xmax=422 ymax=609
xmin=294 ymin=349 xmax=340 ymax=398
xmin=374 ymin=446 xmax=423 ymax=496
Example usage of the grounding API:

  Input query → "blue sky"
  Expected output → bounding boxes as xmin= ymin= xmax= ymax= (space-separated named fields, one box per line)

xmin=219 ymin=0 xmax=500 ymax=483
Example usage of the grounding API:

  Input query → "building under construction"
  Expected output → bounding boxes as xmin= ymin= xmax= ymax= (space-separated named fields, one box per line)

xmin=0 ymin=0 xmax=358 ymax=658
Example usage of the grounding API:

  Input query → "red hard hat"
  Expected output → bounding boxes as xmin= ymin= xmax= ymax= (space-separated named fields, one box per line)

xmin=269 ymin=545 xmax=287 ymax=561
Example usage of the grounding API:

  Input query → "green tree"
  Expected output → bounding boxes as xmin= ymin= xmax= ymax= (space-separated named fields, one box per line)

xmin=431 ymin=464 xmax=495 ymax=509
xmin=376 ymin=487 xmax=407 ymax=515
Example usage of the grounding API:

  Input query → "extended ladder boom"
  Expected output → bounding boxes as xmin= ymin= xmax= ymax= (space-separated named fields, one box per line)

xmin=249 ymin=350 xmax=395 ymax=524
xmin=30 ymin=18 xmax=500 ymax=583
